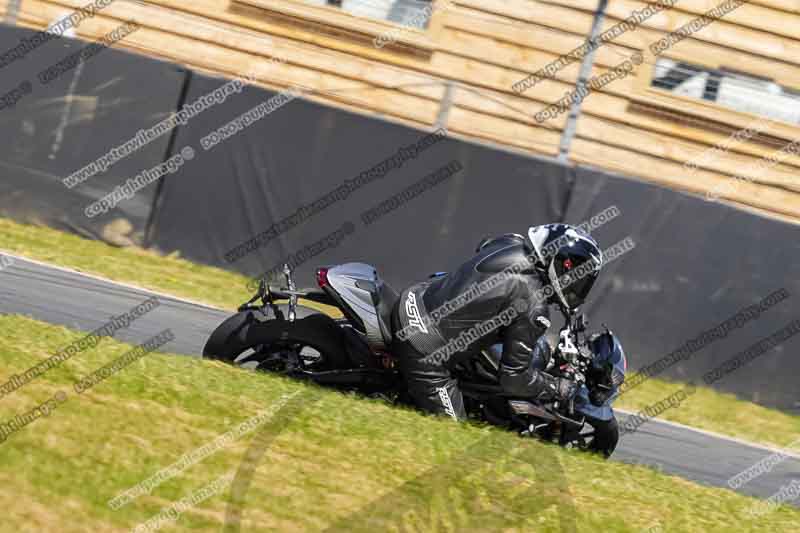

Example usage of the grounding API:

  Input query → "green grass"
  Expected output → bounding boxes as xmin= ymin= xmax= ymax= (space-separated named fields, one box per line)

xmin=0 ymin=216 xmax=251 ymax=310
xmin=0 ymin=216 xmax=337 ymax=315
xmin=616 ymin=379 xmax=800 ymax=449
xmin=1 ymin=315 xmax=799 ymax=533
xmin=0 ymin=216 xmax=798 ymax=450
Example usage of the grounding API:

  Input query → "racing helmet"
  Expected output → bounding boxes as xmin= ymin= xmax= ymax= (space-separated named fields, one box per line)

xmin=526 ymin=224 xmax=603 ymax=311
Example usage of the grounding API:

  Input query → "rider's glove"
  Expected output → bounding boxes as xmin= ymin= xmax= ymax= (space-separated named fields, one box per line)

xmin=556 ymin=377 xmax=578 ymax=403
xmin=536 ymin=373 xmax=578 ymax=403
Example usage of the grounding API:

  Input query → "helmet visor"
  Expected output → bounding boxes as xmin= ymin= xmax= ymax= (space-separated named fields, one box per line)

xmin=563 ymin=270 xmax=598 ymax=309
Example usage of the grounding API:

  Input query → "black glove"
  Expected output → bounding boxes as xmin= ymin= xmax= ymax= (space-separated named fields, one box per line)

xmin=556 ymin=377 xmax=578 ymax=403
xmin=535 ymin=373 xmax=578 ymax=403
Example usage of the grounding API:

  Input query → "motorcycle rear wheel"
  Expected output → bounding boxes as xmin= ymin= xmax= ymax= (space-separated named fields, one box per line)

xmin=202 ymin=308 xmax=350 ymax=372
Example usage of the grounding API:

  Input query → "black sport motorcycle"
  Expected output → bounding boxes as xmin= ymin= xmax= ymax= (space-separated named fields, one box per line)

xmin=203 ymin=263 xmax=626 ymax=457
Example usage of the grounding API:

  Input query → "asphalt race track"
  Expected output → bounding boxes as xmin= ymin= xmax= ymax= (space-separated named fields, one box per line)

xmin=1 ymin=254 xmax=798 ymax=506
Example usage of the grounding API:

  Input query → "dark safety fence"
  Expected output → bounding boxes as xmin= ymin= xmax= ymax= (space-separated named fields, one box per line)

xmin=0 ymin=24 xmax=188 ymax=241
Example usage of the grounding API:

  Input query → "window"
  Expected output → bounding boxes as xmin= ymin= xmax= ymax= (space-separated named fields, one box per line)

xmin=631 ymin=55 xmax=800 ymax=142
xmin=651 ymin=58 xmax=800 ymax=126
xmin=234 ymin=0 xmax=444 ymax=55
xmin=306 ymin=0 xmax=434 ymax=28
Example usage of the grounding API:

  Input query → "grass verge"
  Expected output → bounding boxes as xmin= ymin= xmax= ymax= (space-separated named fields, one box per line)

xmin=0 ymin=217 xmax=337 ymax=314
xmin=616 ymin=380 xmax=800 ymax=449
xmin=0 ymin=216 xmax=798 ymax=450
xmin=1 ymin=315 xmax=799 ymax=532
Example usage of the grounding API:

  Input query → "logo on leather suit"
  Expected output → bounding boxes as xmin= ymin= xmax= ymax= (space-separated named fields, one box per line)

xmin=405 ymin=291 xmax=429 ymax=334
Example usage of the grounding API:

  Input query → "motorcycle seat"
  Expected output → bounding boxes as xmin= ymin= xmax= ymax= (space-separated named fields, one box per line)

xmin=376 ymin=281 xmax=399 ymax=345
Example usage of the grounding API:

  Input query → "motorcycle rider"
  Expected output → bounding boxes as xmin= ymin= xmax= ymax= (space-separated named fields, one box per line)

xmin=391 ymin=224 xmax=604 ymax=420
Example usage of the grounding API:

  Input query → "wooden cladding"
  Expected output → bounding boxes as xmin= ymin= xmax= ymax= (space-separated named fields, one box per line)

xmin=9 ymin=0 xmax=800 ymax=223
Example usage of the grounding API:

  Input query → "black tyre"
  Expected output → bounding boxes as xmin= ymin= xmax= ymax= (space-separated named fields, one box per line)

xmin=203 ymin=306 xmax=350 ymax=372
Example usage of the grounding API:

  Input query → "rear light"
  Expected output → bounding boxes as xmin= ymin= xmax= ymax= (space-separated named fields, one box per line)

xmin=316 ymin=267 xmax=329 ymax=288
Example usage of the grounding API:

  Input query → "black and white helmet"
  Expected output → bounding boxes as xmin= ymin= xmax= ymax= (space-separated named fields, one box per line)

xmin=526 ymin=224 xmax=603 ymax=311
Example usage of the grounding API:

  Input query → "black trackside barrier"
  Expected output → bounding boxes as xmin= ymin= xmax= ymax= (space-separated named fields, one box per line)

xmin=0 ymin=24 xmax=188 ymax=241
xmin=147 ymin=72 xmax=573 ymax=286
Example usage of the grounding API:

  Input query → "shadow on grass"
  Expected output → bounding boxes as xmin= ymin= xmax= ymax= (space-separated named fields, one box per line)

xmin=223 ymin=389 xmax=576 ymax=532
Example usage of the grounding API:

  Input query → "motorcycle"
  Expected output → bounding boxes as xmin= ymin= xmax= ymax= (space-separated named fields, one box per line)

xmin=203 ymin=262 xmax=626 ymax=457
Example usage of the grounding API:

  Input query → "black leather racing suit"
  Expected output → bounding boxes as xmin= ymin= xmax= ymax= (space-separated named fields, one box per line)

xmin=391 ymin=234 xmax=564 ymax=420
